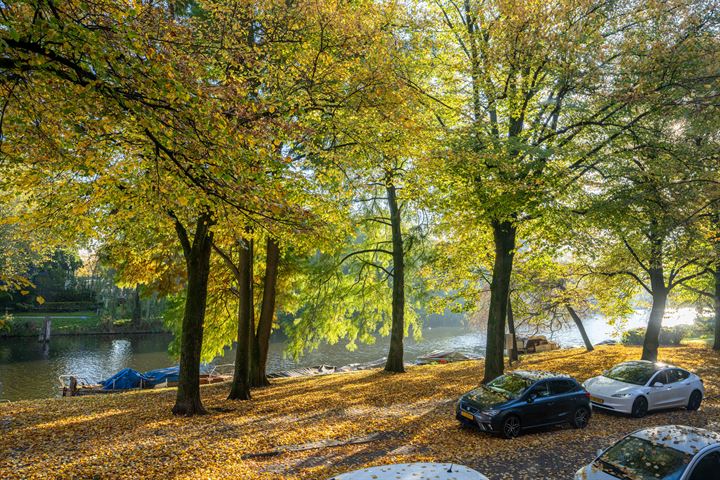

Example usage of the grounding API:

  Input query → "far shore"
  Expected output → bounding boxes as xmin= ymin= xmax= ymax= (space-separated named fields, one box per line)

xmin=0 ymin=329 xmax=170 ymax=338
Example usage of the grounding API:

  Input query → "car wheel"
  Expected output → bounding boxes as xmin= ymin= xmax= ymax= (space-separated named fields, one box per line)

xmin=501 ymin=415 xmax=521 ymax=439
xmin=572 ymin=406 xmax=590 ymax=429
xmin=687 ymin=390 xmax=703 ymax=411
xmin=631 ymin=396 xmax=648 ymax=418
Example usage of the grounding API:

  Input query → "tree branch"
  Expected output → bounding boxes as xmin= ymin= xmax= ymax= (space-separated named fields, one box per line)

xmin=622 ymin=237 xmax=650 ymax=273
xmin=212 ymin=243 xmax=241 ymax=280
xmin=339 ymin=248 xmax=393 ymax=265
xmin=598 ymin=270 xmax=652 ymax=295
xmin=168 ymin=210 xmax=192 ymax=261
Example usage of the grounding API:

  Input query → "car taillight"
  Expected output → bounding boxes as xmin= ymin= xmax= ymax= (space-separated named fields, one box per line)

xmin=584 ymin=391 xmax=591 ymax=398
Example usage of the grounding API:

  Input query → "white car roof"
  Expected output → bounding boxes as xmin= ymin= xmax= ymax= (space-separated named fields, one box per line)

xmin=631 ymin=425 xmax=720 ymax=455
xmin=328 ymin=463 xmax=489 ymax=480
xmin=617 ymin=360 xmax=676 ymax=370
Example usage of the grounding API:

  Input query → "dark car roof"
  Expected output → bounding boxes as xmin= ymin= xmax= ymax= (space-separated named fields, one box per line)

xmin=511 ymin=370 xmax=572 ymax=381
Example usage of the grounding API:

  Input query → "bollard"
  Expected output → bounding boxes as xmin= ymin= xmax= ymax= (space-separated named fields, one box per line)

xmin=38 ymin=316 xmax=51 ymax=343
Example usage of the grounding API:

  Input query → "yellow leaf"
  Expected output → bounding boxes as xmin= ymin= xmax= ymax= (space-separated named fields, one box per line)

xmin=36 ymin=296 xmax=45 ymax=305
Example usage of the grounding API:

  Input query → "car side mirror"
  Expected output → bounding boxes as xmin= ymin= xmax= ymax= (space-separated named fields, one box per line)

xmin=527 ymin=394 xmax=536 ymax=404
xmin=653 ymin=382 xmax=664 ymax=387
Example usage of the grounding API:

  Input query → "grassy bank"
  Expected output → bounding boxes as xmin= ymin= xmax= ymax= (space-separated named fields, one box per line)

xmin=0 ymin=311 xmax=168 ymax=336
xmin=1 ymin=345 xmax=719 ymax=479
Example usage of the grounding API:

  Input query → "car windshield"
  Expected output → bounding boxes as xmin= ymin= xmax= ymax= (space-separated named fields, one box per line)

xmin=604 ymin=363 xmax=657 ymax=386
xmin=486 ymin=374 xmax=532 ymax=399
xmin=593 ymin=436 xmax=692 ymax=480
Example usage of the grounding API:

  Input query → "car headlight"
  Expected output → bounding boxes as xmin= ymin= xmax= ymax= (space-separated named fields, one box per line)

xmin=481 ymin=409 xmax=499 ymax=417
xmin=611 ymin=393 xmax=632 ymax=398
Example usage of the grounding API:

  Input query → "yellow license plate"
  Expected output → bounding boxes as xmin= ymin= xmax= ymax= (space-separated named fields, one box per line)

xmin=461 ymin=410 xmax=474 ymax=420
xmin=590 ymin=396 xmax=604 ymax=404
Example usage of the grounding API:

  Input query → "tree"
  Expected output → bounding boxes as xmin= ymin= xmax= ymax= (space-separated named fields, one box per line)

xmin=171 ymin=211 xmax=215 ymax=414
xmin=131 ymin=286 xmax=143 ymax=326
xmin=1 ymin=0 xmax=280 ymax=414
xmin=329 ymin=164 xmax=419 ymax=374
xmin=2 ymin=0 xmax=400 ymax=413
xmin=282 ymin=209 xmax=431 ymax=366
xmin=276 ymin=1 xmax=432 ymax=372
xmin=211 ymin=234 xmax=279 ymax=398
xmin=253 ymin=237 xmax=280 ymax=386
xmin=663 ymin=105 xmax=720 ymax=350
xmin=424 ymin=0 xmax=720 ymax=380
xmin=580 ymin=117 xmax=714 ymax=361
xmin=510 ymin=248 xmax=597 ymax=352
xmin=0 ymin=195 xmax=44 ymax=304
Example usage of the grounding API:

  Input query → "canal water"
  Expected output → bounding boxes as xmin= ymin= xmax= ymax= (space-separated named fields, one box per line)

xmin=0 ymin=308 xmax=698 ymax=401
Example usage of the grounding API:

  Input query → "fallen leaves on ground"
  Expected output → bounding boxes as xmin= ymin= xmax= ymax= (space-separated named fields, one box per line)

xmin=1 ymin=345 xmax=719 ymax=480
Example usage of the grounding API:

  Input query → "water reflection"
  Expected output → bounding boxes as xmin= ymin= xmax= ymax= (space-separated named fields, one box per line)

xmin=0 ymin=335 xmax=176 ymax=402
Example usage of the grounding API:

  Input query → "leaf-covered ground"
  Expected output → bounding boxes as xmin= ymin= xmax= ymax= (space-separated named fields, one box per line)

xmin=1 ymin=345 xmax=719 ymax=479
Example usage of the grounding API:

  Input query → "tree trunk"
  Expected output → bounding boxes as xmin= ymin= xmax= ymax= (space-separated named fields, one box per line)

xmin=229 ymin=237 xmax=254 ymax=400
xmin=251 ymin=238 xmax=280 ymax=387
xmin=641 ymin=268 xmax=668 ymax=362
xmin=566 ymin=305 xmax=593 ymax=352
xmin=385 ymin=183 xmax=405 ymax=373
xmin=714 ymin=268 xmax=720 ymax=351
xmin=483 ymin=220 xmax=516 ymax=384
xmin=249 ymin=330 xmax=263 ymax=388
xmin=172 ymin=212 xmax=214 ymax=416
xmin=507 ymin=298 xmax=518 ymax=363
xmin=131 ymin=285 xmax=142 ymax=326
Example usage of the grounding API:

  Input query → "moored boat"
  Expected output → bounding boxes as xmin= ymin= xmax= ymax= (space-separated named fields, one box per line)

xmin=59 ymin=364 xmax=233 ymax=397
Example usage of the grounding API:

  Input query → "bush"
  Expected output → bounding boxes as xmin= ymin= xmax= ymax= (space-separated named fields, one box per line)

xmin=688 ymin=314 xmax=715 ymax=339
xmin=0 ymin=313 xmax=11 ymax=333
xmin=622 ymin=328 xmax=645 ymax=345
xmin=622 ymin=325 xmax=693 ymax=346
xmin=99 ymin=314 xmax=115 ymax=332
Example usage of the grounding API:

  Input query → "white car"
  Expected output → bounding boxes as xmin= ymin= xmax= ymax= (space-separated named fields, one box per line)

xmin=575 ymin=425 xmax=720 ymax=480
xmin=582 ymin=360 xmax=704 ymax=417
xmin=328 ymin=463 xmax=488 ymax=480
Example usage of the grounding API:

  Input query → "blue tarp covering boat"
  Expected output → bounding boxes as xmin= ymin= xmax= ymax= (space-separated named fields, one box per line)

xmin=99 ymin=368 xmax=151 ymax=390
xmin=143 ymin=366 xmax=180 ymax=386
xmin=99 ymin=365 xmax=216 ymax=390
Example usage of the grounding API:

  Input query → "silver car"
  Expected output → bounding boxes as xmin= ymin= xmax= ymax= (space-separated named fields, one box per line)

xmin=328 ymin=463 xmax=488 ymax=480
xmin=582 ymin=361 xmax=704 ymax=417
xmin=575 ymin=425 xmax=720 ymax=480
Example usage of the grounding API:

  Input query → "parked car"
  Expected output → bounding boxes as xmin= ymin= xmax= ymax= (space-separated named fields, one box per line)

xmin=456 ymin=370 xmax=591 ymax=439
xmin=582 ymin=360 xmax=704 ymax=418
xmin=575 ymin=425 xmax=720 ymax=480
xmin=328 ymin=462 xmax=488 ymax=479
